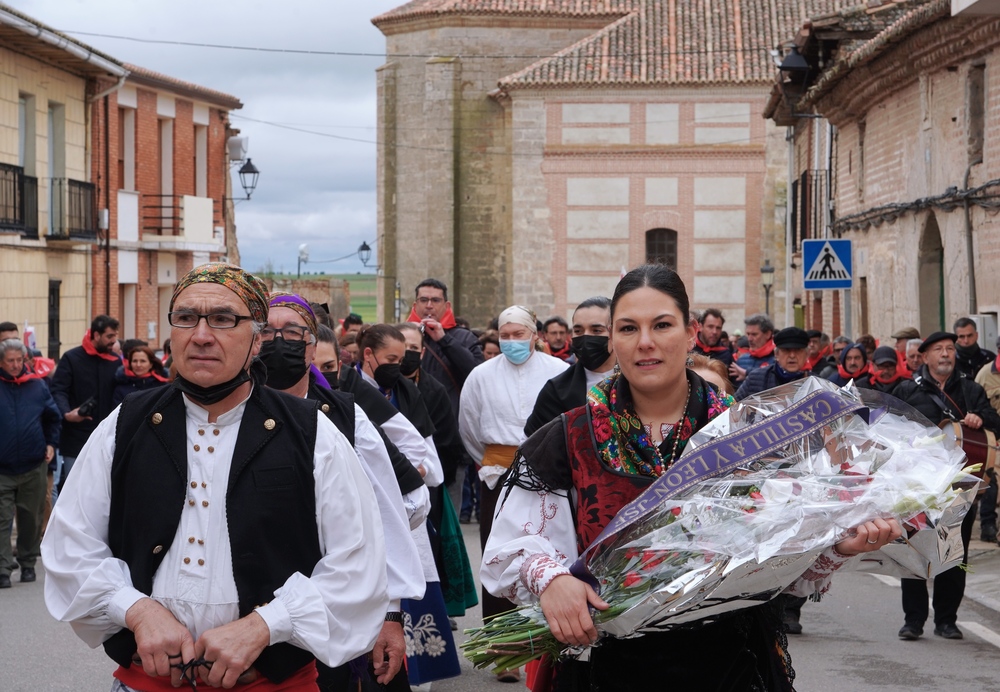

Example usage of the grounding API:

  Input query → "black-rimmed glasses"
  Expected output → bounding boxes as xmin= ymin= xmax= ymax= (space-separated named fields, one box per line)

xmin=168 ymin=312 xmax=254 ymax=329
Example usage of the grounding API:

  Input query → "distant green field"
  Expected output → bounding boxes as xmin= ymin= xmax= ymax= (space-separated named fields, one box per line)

xmin=256 ymin=272 xmax=381 ymax=323
xmin=329 ymin=273 xmax=379 ymax=323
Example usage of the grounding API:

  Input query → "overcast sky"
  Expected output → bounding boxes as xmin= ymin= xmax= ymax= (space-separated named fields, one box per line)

xmin=17 ymin=0 xmax=404 ymax=276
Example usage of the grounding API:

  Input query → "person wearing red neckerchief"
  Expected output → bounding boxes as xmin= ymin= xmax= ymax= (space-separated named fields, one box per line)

xmin=112 ymin=345 xmax=170 ymax=407
xmin=691 ymin=308 xmax=733 ymax=367
xmin=408 ymin=278 xmax=484 ymax=535
xmin=729 ymin=313 xmax=775 ymax=383
xmin=868 ymin=346 xmax=907 ymax=394
xmin=541 ymin=316 xmax=576 ymax=364
xmin=0 ymin=337 xmax=61 ymax=589
xmin=49 ymin=315 xmax=121 ymax=496
xmin=804 ymin=330 xmax=838 ymax=379
xmin=826 ymin=342 xmax=874 ymax=388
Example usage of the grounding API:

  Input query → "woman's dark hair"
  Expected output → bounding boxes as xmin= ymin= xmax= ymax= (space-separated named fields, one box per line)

xmin=129 ymin=345 xmax=165 ymax=375
xmin=479 ymin=329 xmax=499 ymax=349
xmin=611 ymin=265 xmax=689 ymax=321
xmin=357 ymin=324 xmax=406 ymax=354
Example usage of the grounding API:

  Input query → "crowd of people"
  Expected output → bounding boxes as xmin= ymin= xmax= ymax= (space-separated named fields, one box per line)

xmin=1 ymin=261 xmax=992 ymax=691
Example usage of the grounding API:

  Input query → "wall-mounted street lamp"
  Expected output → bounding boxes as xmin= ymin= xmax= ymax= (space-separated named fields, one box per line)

xmin=761 ymin=259 xmax=776 ymax=317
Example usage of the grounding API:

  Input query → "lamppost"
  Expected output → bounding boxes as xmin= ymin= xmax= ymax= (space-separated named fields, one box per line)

xmin=297 ymin=244 xmax=309 ymax=278
xmin=357 ymin=241 xmax=399 ymax=321
xmin=237 ymin=158 xmax=260 ymax=200
xmin=761 ymin=259 xmax=776 ymax=317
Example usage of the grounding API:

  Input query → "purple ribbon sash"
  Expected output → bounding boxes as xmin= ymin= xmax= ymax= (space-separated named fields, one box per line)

xmin=570 ymin=389 xmax=865 ymax=588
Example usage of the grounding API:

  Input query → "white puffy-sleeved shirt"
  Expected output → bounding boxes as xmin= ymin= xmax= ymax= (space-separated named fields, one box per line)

xmin=355 ymin=370 xmax=443 ymax=582
xmin=482 ymin=470 xmax=856 ymax=606
xmin=351 ymin=403 xmax=426 ymax=606
xmin=41 ymin=391 xmax=389 ymax=669
xmin=459 ymin=351 xmax=569 ymax=487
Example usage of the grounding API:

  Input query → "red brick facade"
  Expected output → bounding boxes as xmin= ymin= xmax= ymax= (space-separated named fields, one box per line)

xmin=88 ymin=69 xmax=241 ymax=347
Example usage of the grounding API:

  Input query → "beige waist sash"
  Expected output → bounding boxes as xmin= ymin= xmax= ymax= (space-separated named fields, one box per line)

xmin=482 ymin=444 xmax=519 ymax=469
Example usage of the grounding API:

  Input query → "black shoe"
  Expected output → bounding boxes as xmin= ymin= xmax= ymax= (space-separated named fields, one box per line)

xmin=981 ymin=525 xmax=997 ymax=543
xmin=0 ymin=574 xmax=10 ymax=589
xmin=19 ymin=567 xmax=35 ymax=583
xmin=459 ymin=514 xmax=471 ymax=524
xmin=783 ymin=619 xmax=803 ymax=635
xmin=934 ymin=624 xmax=963 ymax=640
xmin=898 ymin=623 xmax=923 ymax=640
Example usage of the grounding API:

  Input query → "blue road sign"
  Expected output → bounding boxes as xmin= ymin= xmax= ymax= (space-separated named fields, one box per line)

xmin=802 ymin=239 xmax=852 ymax=290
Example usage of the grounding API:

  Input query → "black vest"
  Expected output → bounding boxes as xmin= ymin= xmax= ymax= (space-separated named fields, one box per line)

xmin=308 ymin=379 xmax=356 ymax=447
xmin=105 ymin=385 xmax=322 ymax=683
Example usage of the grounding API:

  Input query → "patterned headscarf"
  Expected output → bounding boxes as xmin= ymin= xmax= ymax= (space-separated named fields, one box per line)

xmin=170 ymin=263 xmax=269 ymax=325
xmin=268 ymin=292 xmax=318 ymax=334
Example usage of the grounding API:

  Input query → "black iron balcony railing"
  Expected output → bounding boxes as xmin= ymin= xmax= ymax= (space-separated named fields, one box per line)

xmin=0 ymin=162 xmax=38 ymax=238
xmin=49 ymin=178 xmax=97 ymax=241
xmin=142 ymin=194 xmax=180 ymax=236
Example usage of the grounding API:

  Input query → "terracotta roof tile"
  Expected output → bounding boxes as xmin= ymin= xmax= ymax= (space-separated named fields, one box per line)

xmin=801 ymin=0 xmax=949 ymax=106
xmin=372 ymin=0 xmax=634 ymax=27
xmin=495 ymin=1 xmax=855 ymax=88
xmin=124 ymin=63 xmax=242 ymax=110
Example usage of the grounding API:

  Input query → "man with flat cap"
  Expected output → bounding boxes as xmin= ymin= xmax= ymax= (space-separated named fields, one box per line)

xmin=734 ymin=327 xmax=810 ymax=401
xmin=892 ymin=327 xmax=921 ymax=377
xmin=804 ymin=330 xmax=837 ymax=379
xmin=893 ymin=331 xmax=1000 ymax=641
xmin=42 ymin=263 xmax=389 ymax=691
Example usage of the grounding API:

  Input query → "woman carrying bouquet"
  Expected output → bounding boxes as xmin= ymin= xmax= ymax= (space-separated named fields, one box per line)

xmin=482 ymin=265 xmax=901 ymax=692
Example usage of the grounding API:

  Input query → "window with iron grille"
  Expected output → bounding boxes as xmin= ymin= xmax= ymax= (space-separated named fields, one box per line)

xmin=645 ymin=228 xmax=678 ymax=268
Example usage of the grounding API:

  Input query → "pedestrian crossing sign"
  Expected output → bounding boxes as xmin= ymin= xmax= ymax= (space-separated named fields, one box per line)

xmin=802 ymin=239 xmax=852 ymax=290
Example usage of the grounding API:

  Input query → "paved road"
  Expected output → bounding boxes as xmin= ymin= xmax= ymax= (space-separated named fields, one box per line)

xmin=5 ymin=525 xmax=1000 ymax=691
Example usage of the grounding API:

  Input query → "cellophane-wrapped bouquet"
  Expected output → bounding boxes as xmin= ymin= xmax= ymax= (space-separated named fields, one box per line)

xmin=463 ymin=378 xmax=978 ymax=671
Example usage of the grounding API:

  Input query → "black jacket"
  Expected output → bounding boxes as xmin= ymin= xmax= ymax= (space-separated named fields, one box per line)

xmin=50 ymin=345 xmax=123 ymax=457
xmin=421 ymin=327 xmax=483 ymax=413
xmin=524 ymin=361 xmax=590 ymax=437
xmin=337 ymin=367 xmax=425 ymax=495
xmin=111 ymin=367 xmax=169 ymax=407
xmin=691 ymin=341 xmax=734 ymax=367
xmin=413 ymin=370 xmax=468 ymax=487
xmin=956 ymin=345 xmax=996 ymax=381
xmin=893 ymin=366 xmax=1000 ymax=434
xmin=735 ymin=365 xmax=807 ymax=401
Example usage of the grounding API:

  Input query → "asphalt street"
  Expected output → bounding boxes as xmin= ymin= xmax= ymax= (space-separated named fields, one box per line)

xmin=5 ymin=524 xmax=1000 ymax=691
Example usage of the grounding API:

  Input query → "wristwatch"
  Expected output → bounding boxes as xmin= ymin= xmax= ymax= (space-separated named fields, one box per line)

xmin=384 ymin=611 xmax=404 ymax=623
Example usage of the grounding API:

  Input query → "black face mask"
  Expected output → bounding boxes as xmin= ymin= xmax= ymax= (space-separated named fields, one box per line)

xmin=322 ymin=369 xmax=341 ymax=389
xmin=259 ymin=338 xmax=309 ymax=390
xmin=572 ymin=335 xmax=611 ymax=371
xmin=371 ymin=358 xmax=402 ymax=390
xmin=173 ymin=356 xmax=265 ymax=406
xmin=400 ymin=350 xmax=422 ymax=378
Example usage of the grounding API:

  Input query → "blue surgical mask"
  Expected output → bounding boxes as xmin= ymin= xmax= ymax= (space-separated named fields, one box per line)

xmin=500 ymin=339 xmax=533 ymax=365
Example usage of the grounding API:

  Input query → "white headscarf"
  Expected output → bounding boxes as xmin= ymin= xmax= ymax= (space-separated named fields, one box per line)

xmin=497 ymin=305 xmax=536 ymax=332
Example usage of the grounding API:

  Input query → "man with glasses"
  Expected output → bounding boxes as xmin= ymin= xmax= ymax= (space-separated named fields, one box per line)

xmin=43 ymin=263 xmax=389 ymax=691
xmin=262 ymin=292 xmax=426 ymax=692
xmin=406 ymin=278 xmax=482 ymax=514
xmin=892 ymin=331 xmax=1000 ymax=641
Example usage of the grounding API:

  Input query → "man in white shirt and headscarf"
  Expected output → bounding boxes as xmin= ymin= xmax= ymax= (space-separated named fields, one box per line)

xmin=458 ymin=304 xmax=567 ymax=682
xmin=41 ymin=263 xmax=388 ymax=692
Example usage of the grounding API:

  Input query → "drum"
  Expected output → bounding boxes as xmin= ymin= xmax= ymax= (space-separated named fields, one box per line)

xmin=939 ymin=421 xmax=998 ymax=499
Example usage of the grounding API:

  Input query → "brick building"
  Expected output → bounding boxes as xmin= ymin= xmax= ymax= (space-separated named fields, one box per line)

xmin=766 ymin=0 xmax=1000 ymax=342
xmin=0 ymin=5 xmax=126 ymax=357
xmin=89 ymin=65 xmax=242 ymax=349
xmin=372 ymin=0 xmax=848 ymax=327
xmin=0 ymin=3 xmax=245 ymax=357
